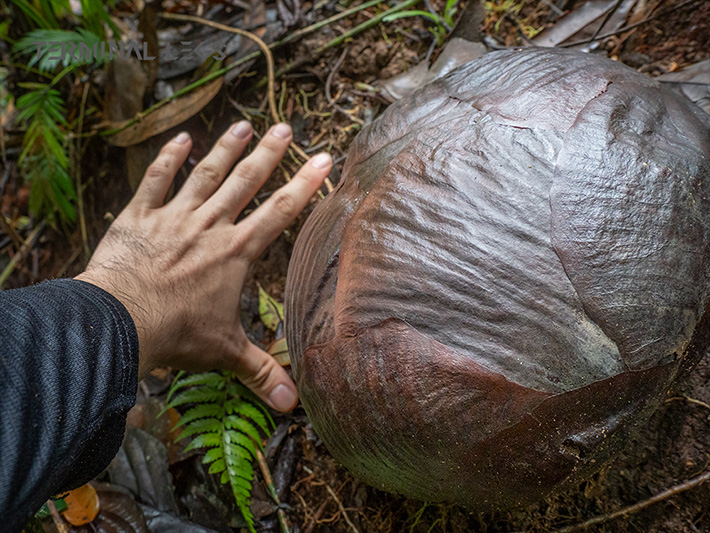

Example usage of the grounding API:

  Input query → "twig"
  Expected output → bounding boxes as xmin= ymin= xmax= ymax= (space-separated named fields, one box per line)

xmin=0 ymin=161 xmax=12 ymax=197
xmin=76 ymin=82 xmax=91 ymax=263
xmin=0 ymin=222 xmax=45 ymax=289
xmin=589 ymin=0 xmax=625 ymax=44
xmin=160 ymin=12 xmax=281 ymax=125
xmin=47 ymin=500 xmax=69 ymax=533
xmin=538 ymin=0 xmax=564 ymax=16
xmin=304 ymin=497 xmax=329 ymax=533
xmin=325 ymin=483 xmax=360 ymax=533
xmin=54 ymin=245 xmax=83 ymax=278
xmin=503 ymin=13 xmax=537 ymax=46
xmin=561 ymin=0 xmax=699 ymax=48
xmin=325 ymin=48 xmax=349 ymax=105
xmin=666 ymin=395 xmax=710 ymax=418
xmin=256 ymin=0 xmax=422 ymax=89
xmin=101 ymin=0 xmax=386 ymax=138
xmin=552 ymin=469 xmax=710 ymax=532
xmin=253 ymin=443 xmax=291 ymax=533
xmin=0 ymin=215 xmax=22 ymax=251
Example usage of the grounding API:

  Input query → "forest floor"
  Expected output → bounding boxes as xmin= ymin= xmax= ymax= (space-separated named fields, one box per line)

xmin=3 ymin=0 xmax=710 ymax=531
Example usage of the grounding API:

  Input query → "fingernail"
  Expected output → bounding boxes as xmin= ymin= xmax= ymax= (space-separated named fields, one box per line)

xmin=311 ymin=153 xmax=331 ymax=169
xmin=268 ymin=384 xmax=297 ymax=411
xmin=230 ymin=121 xmax=251 ymax=139
xmin=174 ymin=132 xmax=190 ymax=144
xmin=271 ymin=123 xmax=291 ymax=139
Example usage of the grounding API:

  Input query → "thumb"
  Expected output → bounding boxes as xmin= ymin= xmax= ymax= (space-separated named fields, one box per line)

xmin=233 ymin=341 xmax=299 ymax=412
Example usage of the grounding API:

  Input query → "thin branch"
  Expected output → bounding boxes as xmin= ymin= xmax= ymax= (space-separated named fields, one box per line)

xmin=76 ymin=81 xmax=90 ymax=263
xmin=552 ymin=469 xmax=710 ymax=532
xmin=561 ymin=0 xmax=700 ymax=48
xmin=101 ymin=0 xmax=386 ymax=138
xmin=589 ymin=0 xmax=625 ymax=43
xmin=160 ymin=12 xmax=281 ymax=125
xmin=253 ymin=443 xmax=291 ymax=533
xmin=325 ymin=483 xmax=360 ymax=533
xmin=0 ymin=222 xmax=45 ymax=289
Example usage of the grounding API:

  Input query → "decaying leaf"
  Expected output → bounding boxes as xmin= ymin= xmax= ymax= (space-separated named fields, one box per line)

xmin=533 ymin=0 xmax=634 ymax=48
xmin=267 ymin=336 xmax=290 ymax=366
xmin=658 ymin=60 xmax=710 ymax=115
xmin=104 ymin=57 xmax=149 ymax=124
xmin=257 ymin=283 xmax=283 ymax=332
xmin=126 ymin=397 xmax=186 ymax=464
xmin=61 ymin=483 xmax=100 ymax=526
xmin=106 ymin=426 xmax=178 ymax=514
xmin=381 ymin=38 xmax=486 ymax=101
xmin=105 ymin=78 xmax=223 ymax=147
xmin=69 ymin=483 xmax=149 ymax=533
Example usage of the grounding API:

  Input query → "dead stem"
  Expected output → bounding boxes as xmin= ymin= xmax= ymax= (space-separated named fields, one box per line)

xmin=552 ymin=469 xmax=710 ymax=532
xmin=666 ymin=395 xmax=710 ymax=419
xmin=0 ymin=222 xmax=45 ymax=289
xmin=76 ymin=82 xmax=91 ymax=263
xmin=160 ymin=12 xmax=281 ymax=125
xmin=325 ymin=483 xmax=361 ymax=533
xmin=253 ymin=442 xmax=292 ymax=533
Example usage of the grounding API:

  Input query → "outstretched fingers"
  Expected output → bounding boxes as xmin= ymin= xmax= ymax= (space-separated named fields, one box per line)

xmin=171 ymin=121 xmax=254 ymax=210
xmin=237 ymin=152 xmax=332 ymax=259
xmin=200 ymin=123 xmax=293 ymax=222
xmin=234 ymin=341 xmax=299 ymax=412
xmin=132 ymin=132 xmax=192 ymax=210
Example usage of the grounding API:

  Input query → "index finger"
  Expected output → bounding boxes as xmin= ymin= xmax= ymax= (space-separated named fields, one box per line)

xmin=237 ymin=153 xmax=332 ymax=260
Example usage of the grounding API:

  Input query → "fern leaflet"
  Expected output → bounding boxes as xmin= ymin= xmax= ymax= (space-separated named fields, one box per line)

xmin=162 ymin=371 xmax=275 ymax=532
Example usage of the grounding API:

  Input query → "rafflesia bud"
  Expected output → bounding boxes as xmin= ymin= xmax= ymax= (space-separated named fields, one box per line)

xmin=284 ymin=48 xmax=710 ymax=510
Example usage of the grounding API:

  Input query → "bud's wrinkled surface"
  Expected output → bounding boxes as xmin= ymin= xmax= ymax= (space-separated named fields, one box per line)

xmin=284 ymin=48 xmax=710 ymax=510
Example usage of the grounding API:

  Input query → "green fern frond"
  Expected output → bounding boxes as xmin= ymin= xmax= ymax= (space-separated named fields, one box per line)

xmin=227 ymin=401 xmax=270 ymax=433
xmin=174 ymin=404 xmax=223 ymax=429
xmin=164 ymin=386 xmax=223 ymax=409
xmin=165 ymin=371 xmax=274 ymax=533
xmin=185 ymin=431 xmax=223 ymax=451
xmin=13 ymin=28 xmax=104 ymax=71
xmin=203 ymin=447 xmax=224 ymax=464
xmin=15 ymin=82 xmax=75 ymax=222
xmin=177 ymin=417 xmax=222 ymax=441
xmin=167 ymin=372 xmax=225 ymax=401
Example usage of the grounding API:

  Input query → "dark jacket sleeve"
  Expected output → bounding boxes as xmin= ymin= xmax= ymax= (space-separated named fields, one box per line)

xmin=0 ymin=279 xmax=139 ymax=532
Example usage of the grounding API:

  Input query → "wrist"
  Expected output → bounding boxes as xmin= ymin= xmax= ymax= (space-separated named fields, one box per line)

xmin=74 ymin=271 xmax=157 ymax=380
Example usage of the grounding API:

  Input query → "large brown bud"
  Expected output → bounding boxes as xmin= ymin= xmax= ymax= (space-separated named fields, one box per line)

xmin=284 ymin=48 xmax=710 ymax=509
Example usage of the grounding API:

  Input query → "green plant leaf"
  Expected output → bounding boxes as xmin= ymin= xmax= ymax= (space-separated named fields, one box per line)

xmin=167 ymin=371 xmax=224 ymax=402
xmin=166 ymin=371 xmax=272 ymax=532
xmin=229 ymin=402 xmax=270 ymax=433
xmin=177 ymin=417 xmax=222 ymax=441
xmin=208 ymin=458 xmax=226 ymax=475
xmin=184 ymin=432 xmax=222 ymax=451
xmin=257 ymin=283 xmax=283 ymax=332
xmin=383 ymin=9 xmax=441 ymax=24
xmin=13 ymin=28 xmax=104 ymax=71
xmin=202 ymin=447 xmax=224 ymax=464
xmin=164 ymin=387 xmax=224 ymax=410
xmin=173 ymin=404 xmax=223 ymax=428
xmin=225 ymin=416 xmax=262 ymax=445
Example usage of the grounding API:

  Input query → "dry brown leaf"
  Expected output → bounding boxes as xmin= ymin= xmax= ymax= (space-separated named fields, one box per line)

xmin=105 ymin=78 xmax=223 ymax=147
xmin=61 ymin=483 xmax=100 ymax=526
xmin=268 ymin=336 xmax=290 ymax=366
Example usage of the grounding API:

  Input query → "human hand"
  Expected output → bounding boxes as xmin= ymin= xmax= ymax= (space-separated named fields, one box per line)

xmin=75 ymin=122 xmax=331 ymax=412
